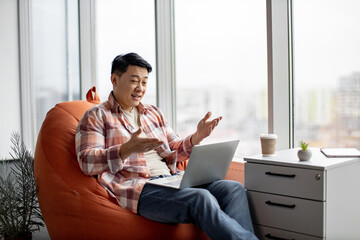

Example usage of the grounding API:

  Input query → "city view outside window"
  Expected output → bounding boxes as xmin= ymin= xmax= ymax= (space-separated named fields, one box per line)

xmin=174 ymin=0 xmax=268 ymax=157
xmin=293 ymin=0 xmax=360 ymax=149
xmin=95 ymin=0 xmax=157 ymax=105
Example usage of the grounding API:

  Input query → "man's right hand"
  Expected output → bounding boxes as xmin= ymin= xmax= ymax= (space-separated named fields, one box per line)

xmin=119 ymin=128 xmax=164 ymax=159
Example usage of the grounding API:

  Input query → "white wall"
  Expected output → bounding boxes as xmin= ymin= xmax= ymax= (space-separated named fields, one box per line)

xmin=0 ymin=0 xmax=21 ymax=159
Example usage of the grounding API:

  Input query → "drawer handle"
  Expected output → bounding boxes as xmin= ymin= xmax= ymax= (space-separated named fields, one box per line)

xmin=265 ymin=201 xmax=296 ymax=209
xmin=265 ymin=171 xmax=296 ymax=178
xmin=265 ymin=233 xmax=295 ymax=240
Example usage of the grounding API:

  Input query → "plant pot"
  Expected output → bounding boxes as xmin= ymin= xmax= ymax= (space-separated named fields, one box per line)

xmin=4 ymin=232 xmax=32 ymax=240
xmin=298 ymin=149 xmax=312 ymax=161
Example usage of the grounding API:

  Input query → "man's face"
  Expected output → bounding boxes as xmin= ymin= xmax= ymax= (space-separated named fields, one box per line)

xmin=111 ymin=65 xmax=148 ymax=111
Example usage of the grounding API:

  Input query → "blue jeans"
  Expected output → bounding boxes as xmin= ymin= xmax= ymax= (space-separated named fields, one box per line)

xmin=137 ymin=180 xmax=257 ymax=240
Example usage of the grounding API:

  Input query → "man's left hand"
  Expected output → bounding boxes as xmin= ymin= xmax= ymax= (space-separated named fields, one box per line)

xmin=191 ymin=112 xmax=222 ymax=146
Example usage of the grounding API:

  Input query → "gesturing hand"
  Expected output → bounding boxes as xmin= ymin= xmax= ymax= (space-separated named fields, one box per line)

xmin=191 ymin=112 xmax=222 ymax=146
xmin=120 ymin=128 xmax=164 ymax=159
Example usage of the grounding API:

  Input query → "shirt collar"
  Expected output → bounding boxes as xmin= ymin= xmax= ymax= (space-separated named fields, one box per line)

xmin=108 ymin=91 xmax=147 ymax=115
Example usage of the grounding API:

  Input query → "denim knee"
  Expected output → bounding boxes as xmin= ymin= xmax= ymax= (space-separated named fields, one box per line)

xmin=218 ymin=179 xmax=245 ymax=190
xmin=207 ymin=180 xmax=246 ymax=198
xmin=192 ymin=188 xmax=217 ymax=205
xmin=228 ymin=180 xmax=246 ymax=195
xmin=187 ymin=189 xmax=219 ymax=217
xmin=223 ymin=180 xmax=247 ymax=201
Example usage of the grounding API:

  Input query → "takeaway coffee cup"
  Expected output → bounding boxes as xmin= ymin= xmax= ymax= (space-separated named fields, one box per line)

xmin=260 ymin=134 xmax=277 ymax=156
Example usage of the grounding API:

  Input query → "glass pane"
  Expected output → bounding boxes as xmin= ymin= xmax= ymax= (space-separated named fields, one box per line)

xmin=0 ymin=0 xmax=21 ymax=159
xmin=95 ymin=0 xmax=156 ymax=105
xmin=293 ymin=0 xmax=360 ymax=149
xmin=32 ymin=0 xmax=80 ymax=133
xmin=175 ymin=0 xmax=268 ymax=157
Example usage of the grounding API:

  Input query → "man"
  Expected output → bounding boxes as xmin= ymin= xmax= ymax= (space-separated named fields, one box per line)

xmin=76 ymin=53 xmax=257 ymax=240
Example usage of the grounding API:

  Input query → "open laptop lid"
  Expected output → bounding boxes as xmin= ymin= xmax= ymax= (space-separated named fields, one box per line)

xmin=179 ymin=139 xmax=240 ymax=188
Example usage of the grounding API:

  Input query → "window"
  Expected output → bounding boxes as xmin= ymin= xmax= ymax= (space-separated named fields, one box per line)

xmin=94 ymin=0 xmax=157 ymax=105
xmin=174 ymin=0 xmax=268 ymax=157
xmin=293 ymin=0 xmax=360 ymax=148
xmin=15 ymin=0 xmax=360 ymax=159
xmin=32 ymin=0 xmax=80 ymax=133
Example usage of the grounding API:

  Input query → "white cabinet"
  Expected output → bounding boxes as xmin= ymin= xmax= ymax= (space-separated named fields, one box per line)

xmin=244 ymin=148 xmax=360 ymax=240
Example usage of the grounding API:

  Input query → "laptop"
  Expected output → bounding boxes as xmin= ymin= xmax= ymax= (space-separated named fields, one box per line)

xmin=148 ymin=139 xmax=240 ymax=189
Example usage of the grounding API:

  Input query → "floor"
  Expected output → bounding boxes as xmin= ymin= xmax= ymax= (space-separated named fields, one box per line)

xmin=33 ymin=227 xmax=50 ymax=239
xmin=32 ymin=219 xmax=50 ymax=240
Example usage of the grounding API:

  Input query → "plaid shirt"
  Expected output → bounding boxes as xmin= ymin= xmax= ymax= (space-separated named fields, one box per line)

xmin=75 ymin=92 xmax=194 ymax=213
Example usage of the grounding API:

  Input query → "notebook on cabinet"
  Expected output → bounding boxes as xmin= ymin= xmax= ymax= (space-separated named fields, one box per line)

xmin=320 ymin=148 xmax=360 ymax=158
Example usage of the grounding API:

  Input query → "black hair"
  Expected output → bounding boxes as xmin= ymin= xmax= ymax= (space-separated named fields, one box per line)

xmin=111 ymin=53 xmax=152 ymax=76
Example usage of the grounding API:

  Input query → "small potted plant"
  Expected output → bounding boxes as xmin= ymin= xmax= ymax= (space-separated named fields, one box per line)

xmin=0 ymin=133 xmax=44 ymax=240
xmin=298 ymin=141 xmax=312 ymax=161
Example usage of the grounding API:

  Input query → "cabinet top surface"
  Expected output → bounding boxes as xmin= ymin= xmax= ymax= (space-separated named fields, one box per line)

xmin=244 ymin=148 xmax=360 ymax=170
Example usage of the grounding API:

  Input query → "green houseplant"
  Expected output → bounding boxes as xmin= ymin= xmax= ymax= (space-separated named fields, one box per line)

xmin=0 ymin=133 xmax=44 ymax=240
xmin=297 ymin=141 xmax=312 ymax=161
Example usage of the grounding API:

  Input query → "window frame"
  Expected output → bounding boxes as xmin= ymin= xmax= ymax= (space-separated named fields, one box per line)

xmin=155 ymin=0 xmax=177 ymax=129
xmin=19 ymin=0 xmax=36 ymax=151
xmin=79 ymin=0 xmax=96 ymax=99
xmin=267 ymin=0 xmax=294 ymax=150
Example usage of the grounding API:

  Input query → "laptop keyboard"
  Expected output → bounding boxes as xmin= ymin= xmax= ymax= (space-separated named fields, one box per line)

xmin=165 ymin=179 xmax=182 ymax=186
xmin=148 ymin=173 xmax=184 ymax=188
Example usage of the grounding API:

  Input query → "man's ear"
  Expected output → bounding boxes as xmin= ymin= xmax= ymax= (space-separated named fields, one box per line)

xmin=111 ymin=74 xmax=117 ymax=87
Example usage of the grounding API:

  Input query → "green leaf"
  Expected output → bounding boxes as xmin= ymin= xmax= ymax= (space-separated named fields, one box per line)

xmin=299 ymin=141 xmax=309 ymax=151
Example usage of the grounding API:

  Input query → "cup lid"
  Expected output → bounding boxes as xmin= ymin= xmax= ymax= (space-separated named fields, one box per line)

xmin=260 ymin=133 xmax=277 ymax=139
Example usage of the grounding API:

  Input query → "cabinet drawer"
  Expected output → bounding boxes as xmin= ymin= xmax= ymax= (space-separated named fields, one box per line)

xmin=247 ymin=191 xmax=325 ymax=237
xmin=245 ymin=163 xmax=325 ymax=200
xmin=253 ymin=225 xmax=324 ymax=240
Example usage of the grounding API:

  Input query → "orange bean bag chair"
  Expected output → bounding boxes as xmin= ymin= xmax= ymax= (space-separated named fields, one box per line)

xmin=34 ymin=87 xmax=209 ymax=240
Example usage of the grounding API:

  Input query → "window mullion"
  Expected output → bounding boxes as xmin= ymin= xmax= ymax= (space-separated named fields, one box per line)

xmin=79 ymin=0 xmax=96 ymax=99
xmin=267 ymin=0 xmax=292 ymax=150
xmin=19 ymin=0 xmax=36 ymax=152
xmin=155 ymin=0 xmax=176 ymax=129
